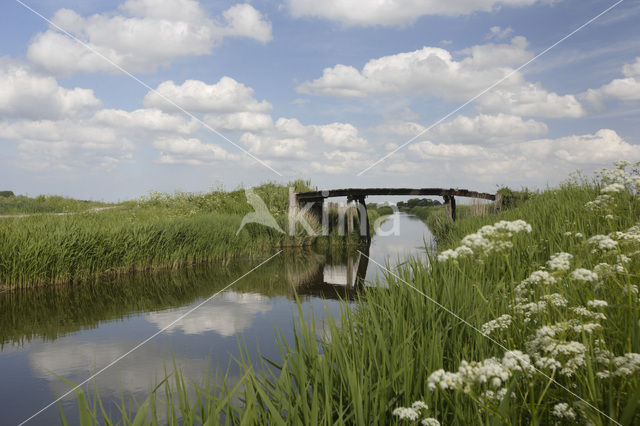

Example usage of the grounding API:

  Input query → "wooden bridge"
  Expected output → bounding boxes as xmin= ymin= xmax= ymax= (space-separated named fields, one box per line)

xmin=293 ymin=187 xmax=500 ymax=242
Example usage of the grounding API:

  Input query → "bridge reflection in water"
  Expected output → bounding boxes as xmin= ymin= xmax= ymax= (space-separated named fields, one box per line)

xmin=285 ymin=245 xmax=370 ymax=301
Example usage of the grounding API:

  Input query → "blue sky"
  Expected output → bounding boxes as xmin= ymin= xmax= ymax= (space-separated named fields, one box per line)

xmin=1 ymin=0 xmax=639 ymax=200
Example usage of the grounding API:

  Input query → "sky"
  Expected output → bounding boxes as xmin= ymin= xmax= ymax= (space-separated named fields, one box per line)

xmin=1 ymin=0 xmax=639 ymax=201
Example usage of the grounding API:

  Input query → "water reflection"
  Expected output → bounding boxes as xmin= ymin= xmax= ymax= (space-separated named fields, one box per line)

xmin=0 ymin=212 xmax=434 ymax=425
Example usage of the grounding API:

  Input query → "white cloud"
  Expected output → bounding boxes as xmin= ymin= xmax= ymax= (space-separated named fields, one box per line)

xmin=478 ymin=81 xmax=585 ymax=118
xmin=144 ymin=77 xmax=272 ymax=114
xmin=240 ymin=132 xmax=309 ymax=159
xmin=204 ymin=112 xmax=273 ymax=132
xmin=147 ymin=291 xmax=271 ymax=336
xmin=217 ymin=4 xmax=273 ymax=43
xmin=297 ymin=37 xmax=583 ymax=118
xmin=310 ymin=150 xmax=372 ymax=174
xmin=153 ymin=137 xmax=238 ymax=164
xmin=0 ymin=119 xmax=134 ymax=170
xmin=286 ymin=0 xmax=555 ymax=27
xmin=409 ymin=140 xmax=491 ymax=159
xmin=395 ymin=129 xmax=639 ymax=187
xmin=583 ymin=57 xmax=640 ymax=108
xmin=27 ymin=1 xmax=272 ymax=75
xmin=486 ymin=26 xmax=513 ymax=40
xmin=375 ymin=113 xmax=548 ymax=143
xmin=92 ymin=108 xmax=198 ymax=135
xmin=0 ymin=58 xmax=101 ymax=120
xmin=435 ymin=113 xmax=548 ymax=143
xmin=313 ymin=122 xmax=368 ymax=149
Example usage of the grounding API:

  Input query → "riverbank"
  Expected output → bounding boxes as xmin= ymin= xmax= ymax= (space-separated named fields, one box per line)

xmin=74 ymin=163 xmax=640 ymax=424
xmin=0 ymin=182 xmax=393 ymax=289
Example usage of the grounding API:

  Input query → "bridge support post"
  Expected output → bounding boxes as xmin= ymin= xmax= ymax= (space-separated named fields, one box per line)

xmin=355 ymin=196 xmax=370 ymax=243
xmin=346 ymin=198 xmax=354 ymax=235
xmin=443 ymin=195 xmax=456 ymax=221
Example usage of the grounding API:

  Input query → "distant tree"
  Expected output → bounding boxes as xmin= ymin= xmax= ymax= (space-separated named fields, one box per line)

xmin=0 ymin=190 xmax=14 ymax=198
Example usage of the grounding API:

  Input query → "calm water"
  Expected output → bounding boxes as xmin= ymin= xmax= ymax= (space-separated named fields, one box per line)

xmin=0 ymin=213 xmax=434 ymax=425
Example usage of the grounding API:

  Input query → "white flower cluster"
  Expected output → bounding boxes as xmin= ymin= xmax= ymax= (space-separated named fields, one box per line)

xmin=515 ymin=270 xmax=557 ymax=298
xmin=570 ymin=268 xmax=599 ymax=283
xmin=436 ymin=246 xmax=473 ymax=262
xmin=547 ymin=252 xmax=573 ymax=271
xmin=551 ymin=402 xmax=576 ymax=420
xmin=588 ymin=235 xmax=618 ymax=251
xmin=587 ymin=299 xmax=608 ymax=308
xmin=428 ymin=351 xmax=533 ymax=394
xmin=392 ymin=407 xmax=419 ymax=421
xmin=438 ymin=220 xmax=532 ymax=262
xmin=601 ymin=183 xmax=625 ymax=194
xmin=480 ymin=314 xmax=512 ymax=335
xmin=392 ymin=401 xmax=439 ymax=425
xmin=541 ymin=293 xmax=568 ymax=307
xmin=585 ymin=194 xmax=613 ymax=211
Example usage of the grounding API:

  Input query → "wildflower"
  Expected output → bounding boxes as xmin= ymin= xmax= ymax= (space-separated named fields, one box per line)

xmin=570 ymin=268 xmax=598 ymax=282
xmin=570 ymin=306 xmax=606 ymax=320
xmin=427 ymin=369 xmax=461 ymax=391
xmin=547 ymin=252 xmax=573 ymax=271
xmin=588 ymin=235 xmax=618 ymax=250
xmin=587 ymin=299 xmax=608 ymax=308
xmin=481 ymin=314 xmax=512 ymax=335
xmin=502 ymin=350 xmax=534 ymax=374
xmin=392 ymin=407 xmax=419 ymax=421
xmin=421 ymin=418 xmax=440 ymax=426
xmin=605 ymin=214 xmax=614 ymax=220
xmin=564 ymin=231 xmax=572 ymax=236
xmin=613 ymin=353 xmax=640 ymax=376
xmin=552 ymin=403 xmax=576 ymax=420
xmin=542 ymin=293 xmax=568 ymax=307
xmin=572 ymin=323 xmax=602 ymax=333
xmin=601 ymin=183 xmax=625 ymax=194
xmin=437 ymin=249 xmax=458 ymax=262
xmin=411 ymin=401 xmax=428 ymax=411
xmin=575 ymin=232 xmax=583 ymax=238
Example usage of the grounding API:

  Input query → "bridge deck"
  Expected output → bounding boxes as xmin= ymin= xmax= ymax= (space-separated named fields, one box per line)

xmin=296 ymin=187 xmax=496 ymax=201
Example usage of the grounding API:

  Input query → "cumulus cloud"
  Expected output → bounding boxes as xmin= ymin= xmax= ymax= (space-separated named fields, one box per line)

xmin=92 ymin=108 xmax=199 ymax=135
xmin=375 ymin=113 xmax=548 ymax=143
xmin=27 ymin=0 xmax=272 ymax=75
xmin=583 ymin=57 xmax=640 ymax=108
xmin=204 ymin=112 xmax=273 ymax=132
xmin=217 ymin=4 xmax=273 ymax=43
xmin=0 ymin=58 xmax=101 ymax=120
xmin=486 ymin=26 xmax=513 ymax=40
xmin=286 ymin=0 xmax=555 ymax=27
xmin=313 ymin=122 xmax=368 ymax=149
xmin=297 ymin=37 xmax=584 ymax=118
xmin=144 ymin=77 xmax=272 ymax=114
xmin=147 ymin=291 xmax=271 ymax=336
xmin=0 ymin=119 xmax=134 ymax=170
xmin=435 ymin=113 xmax=548 ymax=143
xmin=153 ymin=137 xmax=239 ymax=165
xmin=400 ymin=128 xmax=639 ymax=186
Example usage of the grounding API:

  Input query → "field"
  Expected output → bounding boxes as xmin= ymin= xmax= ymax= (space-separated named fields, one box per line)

xmin=64 ymin=162 xmax=640 ymax=425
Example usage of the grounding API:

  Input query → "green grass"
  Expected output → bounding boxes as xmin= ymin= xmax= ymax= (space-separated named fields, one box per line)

xmin=0 ymin=194 xmax=111 ymax=215
xmin=0 ymin=181 xmax=357 ymax=288
xmin=66 ymin=165 xmax=640 ymax=425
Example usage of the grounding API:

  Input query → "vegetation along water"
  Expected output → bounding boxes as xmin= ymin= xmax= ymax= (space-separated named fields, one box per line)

xmin=2 ymin=162 xmax=639 ymax=425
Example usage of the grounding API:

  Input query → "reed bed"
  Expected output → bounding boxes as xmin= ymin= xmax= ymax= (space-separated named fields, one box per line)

xmin=0 ymin=182 xmax=319 ymax=289
xmin=64 ymin=162 xmax=640 ymax=425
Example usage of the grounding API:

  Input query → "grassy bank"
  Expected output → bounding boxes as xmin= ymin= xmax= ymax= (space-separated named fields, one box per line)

xmin=67 ymin=163 xmax=640 ymax=425
xmin=0 ymin=181 xmax=341 ymax=289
